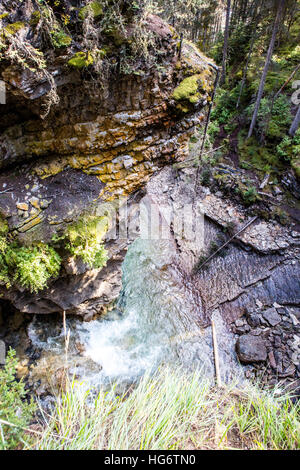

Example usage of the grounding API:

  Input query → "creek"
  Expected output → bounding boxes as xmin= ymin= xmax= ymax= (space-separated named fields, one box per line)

xmin=28 ymin=237 xmax=243 ymax=391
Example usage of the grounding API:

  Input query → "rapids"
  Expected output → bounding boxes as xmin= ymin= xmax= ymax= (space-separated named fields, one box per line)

xmin=28 ymin=238 xmax=243 ymax=390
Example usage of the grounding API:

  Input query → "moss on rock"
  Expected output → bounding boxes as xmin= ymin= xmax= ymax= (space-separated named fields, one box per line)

xmin=3 ymin=22 xmax=25 ymax=36
xmin=51 ymin=30 xmax=72 ymax=48
xmin=68 ymin=51 xmax=94 ymax=69
xmin=172 ymin=74 xmax=201 ymax=104
xmin=79 ymin=1 xmax=103 ymax=20
xmin=29 ymin=11 xmax=41 ymax=27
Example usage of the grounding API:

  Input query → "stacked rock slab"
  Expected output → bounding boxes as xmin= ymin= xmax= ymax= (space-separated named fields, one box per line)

xmin=0 ymin=3 xmax=215 ymax=315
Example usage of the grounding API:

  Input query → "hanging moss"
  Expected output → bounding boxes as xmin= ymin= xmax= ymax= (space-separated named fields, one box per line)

xmin=68 ymin=51 xmax=94 ymax=69
xmin=0 ymin=237 xmax=61 ymax=293
xmin=79 ymin=1 xmax=103 ymax=20
xmin=52 ymin=215 xmax=109 ymax=269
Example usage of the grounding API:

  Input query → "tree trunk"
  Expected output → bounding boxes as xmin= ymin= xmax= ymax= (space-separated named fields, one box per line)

xmin=236 ymin=0 xmax=261 ymax=109
xmin=263 ymin=62 xmax=300 ymax=138
xmin=289 ymin=106 xmax=300 ymax=137
xmin=229 ymin=0 xmax=237 ymax=34
xmin=247 ymin=0 xmax=286 ymax=139
xmin=220 ymin=0 xmax=231 ymax=86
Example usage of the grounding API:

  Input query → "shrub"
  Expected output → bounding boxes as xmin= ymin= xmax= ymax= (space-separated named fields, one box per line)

xmin=200 ymin=167 xmax=211 ymax=186
xmin=0 ymin=236 xmax=61 ymax=293
xmin=207 ymin=120 xmax=220 ymax=140
xmin=211 ymin=85 xmax=241 ymax=125
xmin=276 ymin=129 xmax=300 ymax=162
xmin=276 ymin=136 xmax=293 ymax=161
xmin=63 ymin=216 xmax=108 ymax=269
xmin=0 ymin=348 xmax=36 ymax=450
xmin=7 ymin=243 xmax=61 ymax=293
xmin=235 ymin=183 xmax=259 ymax=206
xmin=245 ymin=95 xmax=292 ymax=140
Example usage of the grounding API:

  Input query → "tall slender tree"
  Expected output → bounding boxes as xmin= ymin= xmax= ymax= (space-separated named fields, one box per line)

xmin=236 ymin=0 xmax=261 ymax=109
xmin=220 ymin=0 xmax=231 ymax=85
xmin=247 ymin=0 xmax=286 ymax=138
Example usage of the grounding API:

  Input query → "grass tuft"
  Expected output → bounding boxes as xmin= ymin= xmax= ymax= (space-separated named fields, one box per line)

xmin=29 ymin=368 xmax=300 ymax=450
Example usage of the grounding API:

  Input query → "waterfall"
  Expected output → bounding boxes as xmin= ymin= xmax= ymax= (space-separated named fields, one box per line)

xmin=29 ymin=237 xmax=243 ymax=389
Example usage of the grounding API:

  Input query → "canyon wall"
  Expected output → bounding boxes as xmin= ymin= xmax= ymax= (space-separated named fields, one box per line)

xmin=0 ymin=1 xmax=215 ymax=315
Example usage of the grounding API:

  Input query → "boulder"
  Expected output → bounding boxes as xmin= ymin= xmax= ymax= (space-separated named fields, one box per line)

xmin=236 ymin=334 xmax=267 ymax=364
xmin=262 ymin=308 xmax=281 ymax=327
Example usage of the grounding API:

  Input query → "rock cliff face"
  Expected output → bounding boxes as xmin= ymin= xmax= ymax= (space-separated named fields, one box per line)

xmin=0 ymin=0 xmax=215 ymax=315
xmin=143 ymin=165 xmax=300 ymax=387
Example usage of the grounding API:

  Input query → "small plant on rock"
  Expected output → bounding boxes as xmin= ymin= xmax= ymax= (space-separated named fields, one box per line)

xmin=200 ymin=167 xmax=211 ymax=186
xmin=0 ymin=348 xmax=36 ymax=450
xmin=7 ymin=243 xmax=61 ymax=293
xmin=63 ymin=216 xmax=109 ymax=269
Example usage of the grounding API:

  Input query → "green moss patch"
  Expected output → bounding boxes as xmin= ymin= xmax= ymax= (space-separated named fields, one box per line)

xmin=79 ymin=1 xmax=103 ymax=20
xmin=3 ymin=22 xmax=25 ymax=36
xmin=30 ymin=11 xmax=41 ymax=27
xmin=172 ymin=74 xmax=201 ymax=104
xmin=51 ymin=30 xmax=72 ymax=48
xmin=68 ymin=51 xmax=94 ymax=69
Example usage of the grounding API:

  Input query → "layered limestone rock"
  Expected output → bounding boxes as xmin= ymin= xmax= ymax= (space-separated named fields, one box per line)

xmin=0 ymin=1 xmax=216 ymax=315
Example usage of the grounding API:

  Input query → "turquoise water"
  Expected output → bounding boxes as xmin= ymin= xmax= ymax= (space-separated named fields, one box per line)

xmin=29 ymin=238 xmax=242 ymax=388
xmin=76 ymin=238 xmax=241 ymax=386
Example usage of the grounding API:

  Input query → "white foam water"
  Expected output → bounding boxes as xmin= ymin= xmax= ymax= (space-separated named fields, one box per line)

xmin=75 ymin=238 xmax=242 ymax=386
xmin=29 ymin=237 xmax=243 ymax=388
